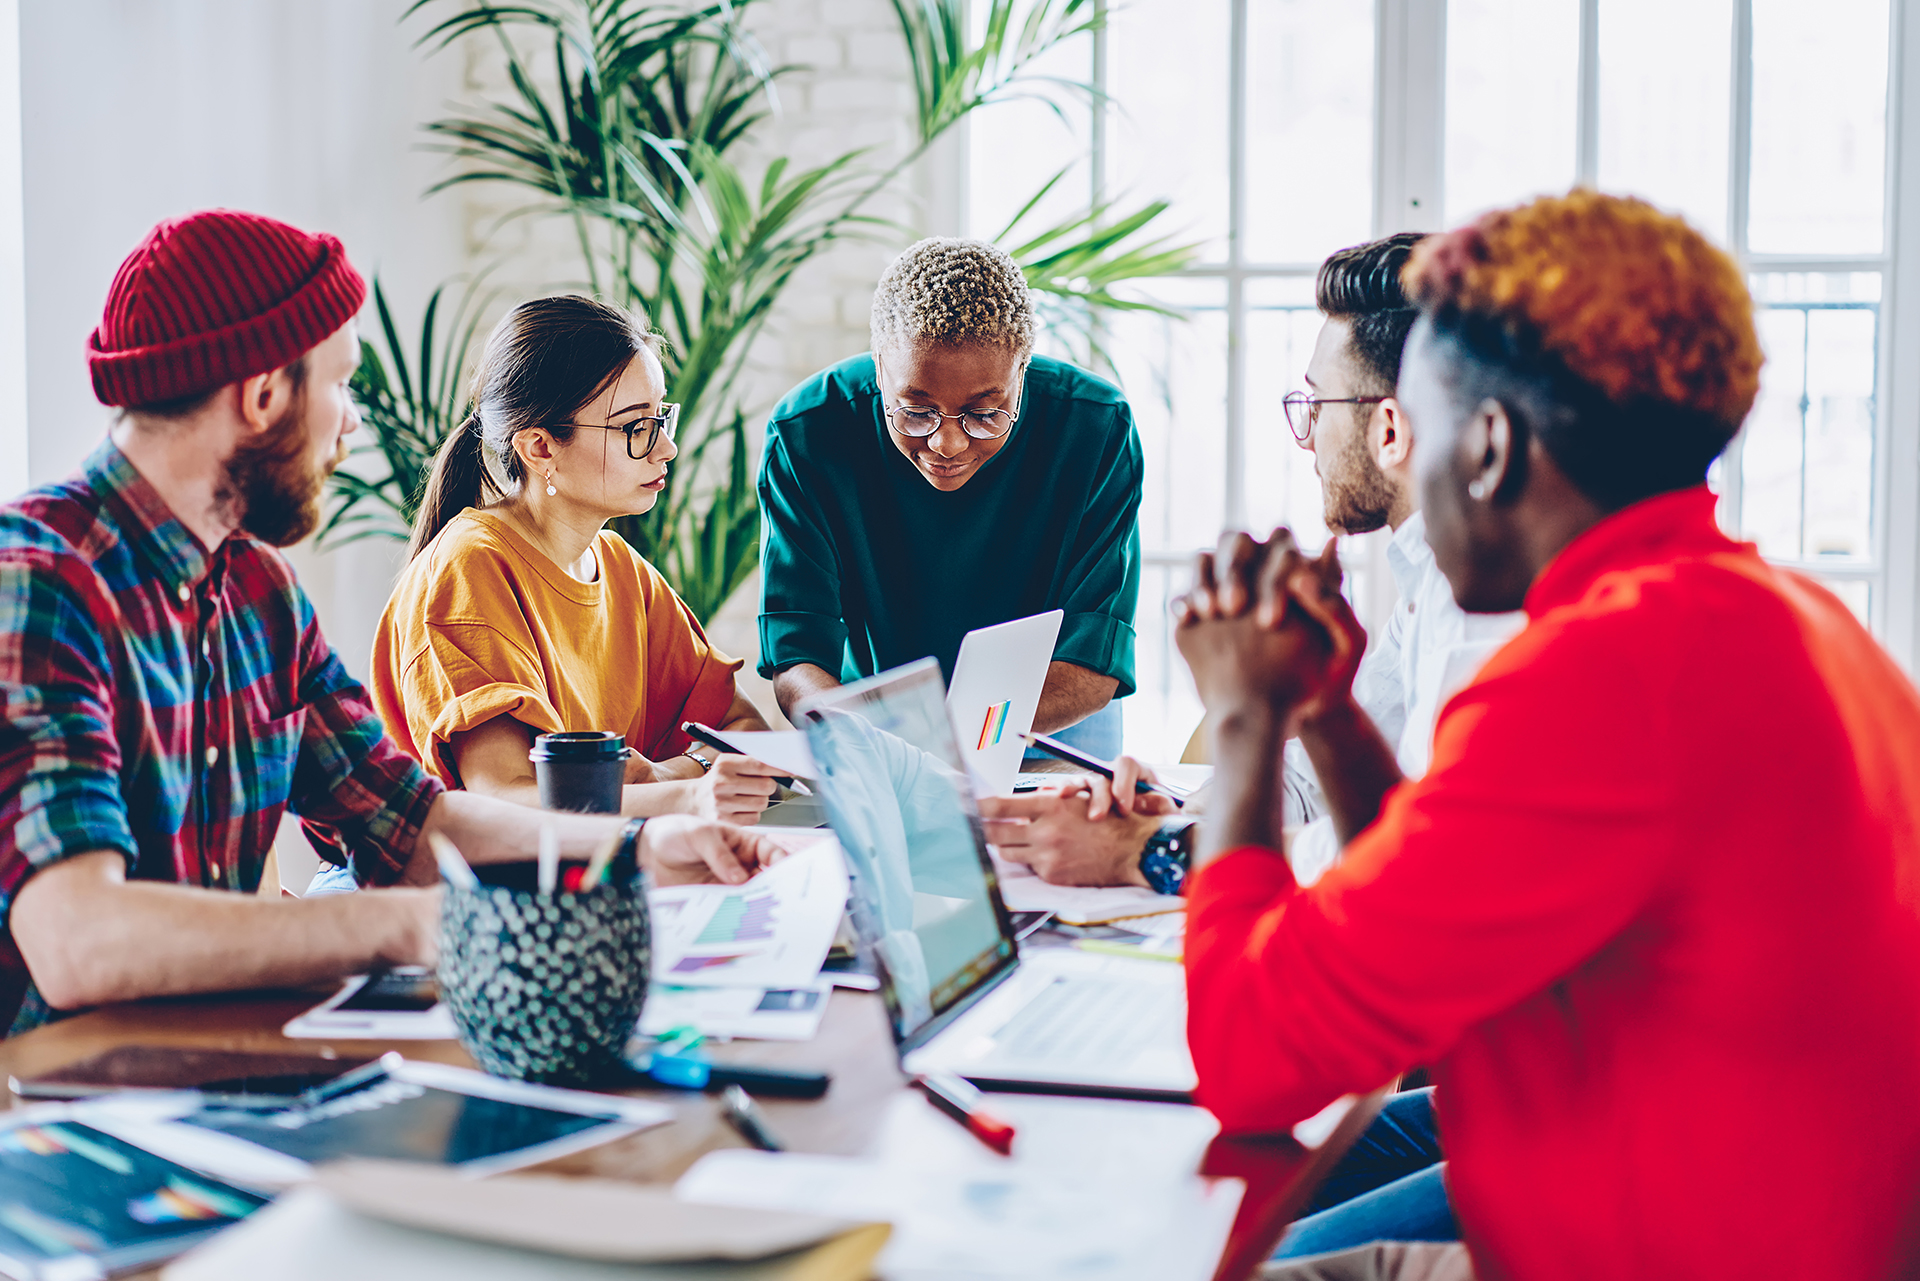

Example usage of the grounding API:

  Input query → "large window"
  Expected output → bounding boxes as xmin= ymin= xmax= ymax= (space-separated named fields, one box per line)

xmin=968 ymin=0 xmax=1914 ymax=760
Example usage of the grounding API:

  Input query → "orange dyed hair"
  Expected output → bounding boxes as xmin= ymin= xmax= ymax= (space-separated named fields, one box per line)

xmin=1404 ymin=190 xmax=1762 ymax=430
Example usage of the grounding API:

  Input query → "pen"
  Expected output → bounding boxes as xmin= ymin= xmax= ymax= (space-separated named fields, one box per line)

xmin=537 ymin=822 xmax=559 ymax=895
xmin=1018 ymin=732 xmax=1186 ymax=809
xmin=721 ymin=1084 xmax=786 ymax=1152
xmin=915 ymin=1071 xmax=1017 ymax=1156
xmin=641 ymin=1051 xmax=832 ymax=1099
xmin=426 ymin=833 xmax=481 ymax=889
xmin=680 ymin=722 xmax=806 ymax=793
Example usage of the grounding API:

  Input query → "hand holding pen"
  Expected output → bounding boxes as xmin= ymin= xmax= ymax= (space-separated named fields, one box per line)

xmin=1019 ymin=733 xmax=1186 ymax=820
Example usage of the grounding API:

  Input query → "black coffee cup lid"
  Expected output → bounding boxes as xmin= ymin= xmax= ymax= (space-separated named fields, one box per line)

xmin=529 ymin=731 xmax=628 ymax=761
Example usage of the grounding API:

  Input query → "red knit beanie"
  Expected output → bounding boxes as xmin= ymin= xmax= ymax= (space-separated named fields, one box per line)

xmin=87 ymin=209 xmax=367 ymax=408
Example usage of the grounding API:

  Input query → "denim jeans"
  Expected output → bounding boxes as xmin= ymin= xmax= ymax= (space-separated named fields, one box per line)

xmin=1273 ymin=1088 xmax=1458 ymax=1260
xmin=305 ymin=862 xmax=358 ymax=896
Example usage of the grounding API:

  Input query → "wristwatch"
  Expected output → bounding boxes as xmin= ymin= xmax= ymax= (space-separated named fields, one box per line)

xmin=1138 ymin=818 xmax=1200 ymax=896
xmin=682 ymin=748 xmax=715 ymax=773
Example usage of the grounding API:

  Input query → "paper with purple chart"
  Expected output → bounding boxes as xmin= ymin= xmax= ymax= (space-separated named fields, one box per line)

xmin=646 ymin=834 xmax=849 ymax=990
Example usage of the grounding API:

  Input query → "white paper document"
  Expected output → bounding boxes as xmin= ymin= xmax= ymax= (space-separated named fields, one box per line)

xmin=869 ymin=1090 xmax=1220 ymax=1176
xmin=677 ymin=1149 xmax=1241 ymax=1281
xmin=638 ymin=980 xmax=833 ymax=1041
xmin=988 ymin=852 xmax=1185 ymax=926
xmin=701 ymin=729 xmax=818 ymax=780
xmin=648 ymin=837 xmax=849 ymax=988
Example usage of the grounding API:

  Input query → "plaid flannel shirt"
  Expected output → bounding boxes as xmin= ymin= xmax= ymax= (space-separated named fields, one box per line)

xmin=0 ymin=440 xmax=443 ymax=1034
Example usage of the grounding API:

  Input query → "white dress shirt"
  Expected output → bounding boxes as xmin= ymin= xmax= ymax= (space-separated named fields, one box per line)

xmin=1284 ymin=512 xmax=1526 ymax=884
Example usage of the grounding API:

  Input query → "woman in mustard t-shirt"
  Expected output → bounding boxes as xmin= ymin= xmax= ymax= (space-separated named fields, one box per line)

xmin=368 ymin=295 xmax=781 ymax=825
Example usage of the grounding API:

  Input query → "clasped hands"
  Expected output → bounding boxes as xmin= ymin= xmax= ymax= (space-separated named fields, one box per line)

xmin=1174 ymin=529 xmax=1367 ymax=734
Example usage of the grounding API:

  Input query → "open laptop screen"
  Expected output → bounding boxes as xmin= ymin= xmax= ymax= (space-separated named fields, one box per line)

xmin=800 ymin=659 xmax=1017 ymax=1042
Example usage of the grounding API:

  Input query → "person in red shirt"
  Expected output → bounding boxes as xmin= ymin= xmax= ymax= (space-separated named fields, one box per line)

xmin=1176 ymin=190 xmax=1920 ymax=1280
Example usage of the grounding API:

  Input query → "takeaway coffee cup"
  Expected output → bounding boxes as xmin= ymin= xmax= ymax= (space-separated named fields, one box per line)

xmin=437 ymin=860 xmax=650 ymax=1085
xmin=529 ymin=731 xmax=627 ymax=813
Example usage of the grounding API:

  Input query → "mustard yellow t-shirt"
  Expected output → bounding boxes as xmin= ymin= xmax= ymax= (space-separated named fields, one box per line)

xmin=370 ymin=508 xmax=743 ymax=786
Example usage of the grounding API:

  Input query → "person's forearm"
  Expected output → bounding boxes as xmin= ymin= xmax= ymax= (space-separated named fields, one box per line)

xmin=773 ymin=663 xmax=840 ymax=722
xmin=1297 ymin=695 xmax=1405 ymax=844
xmin=414 ymin=791 xmax=628 ymax=881
xmin=623 ymin=779 xmax=702 ymax=817
xmin=13 ymin=856 xmax=427 ymax=1010
xmin=1033 ymin=661 xmax=1119 ymax=735
xmin=719 ymin=691 xmax=771 ymax=733
xmin=1197 ymin=704 xmax=1292 ymax=867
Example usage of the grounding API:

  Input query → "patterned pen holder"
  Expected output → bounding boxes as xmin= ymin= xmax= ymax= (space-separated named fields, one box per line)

xmin=436 ymin=862 xmax=650 ymax=1086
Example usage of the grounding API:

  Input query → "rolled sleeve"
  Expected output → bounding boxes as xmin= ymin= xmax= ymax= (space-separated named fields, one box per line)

xmin=0 ymin=556 xmax=138 ymax=921
xmin=1054 ymin=610 xmax=1137 ymax=694
xmin=1051 ymin=409 xmax=1143 ymax=695
xmin=757 ymin=432 xmax=849 ymax=678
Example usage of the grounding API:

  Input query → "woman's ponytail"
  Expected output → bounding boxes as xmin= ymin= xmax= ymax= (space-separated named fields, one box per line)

xmin=408 ymin=413 xmax=497 ymax=561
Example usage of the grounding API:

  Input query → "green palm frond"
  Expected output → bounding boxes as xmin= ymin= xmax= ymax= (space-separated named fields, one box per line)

xmin=891 ymin=0 xmax=1103 ymax=144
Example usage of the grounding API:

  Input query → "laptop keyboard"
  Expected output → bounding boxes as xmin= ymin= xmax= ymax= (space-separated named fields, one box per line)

xmin=989 ymin=976 xmax=1183 ymax=1069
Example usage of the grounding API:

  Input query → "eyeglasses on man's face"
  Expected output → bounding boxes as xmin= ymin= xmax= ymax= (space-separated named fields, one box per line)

xmin=884 ymin=402 xmax=1019 ymax=441
xmin=560 ymin=403 xmax=681 ymax=459
xmin=1282 ymin=391 xmax=1388 ymax=443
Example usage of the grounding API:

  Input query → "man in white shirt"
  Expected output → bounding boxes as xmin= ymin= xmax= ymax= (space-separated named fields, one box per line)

xmin=982 ymin=233 xmax=1522 ymax=890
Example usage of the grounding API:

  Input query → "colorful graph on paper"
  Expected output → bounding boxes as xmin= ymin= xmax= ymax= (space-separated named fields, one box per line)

xmin=694 ymin=892 xmax=777 ymax=945
xmin=671 ymin=953 xmax=755 ymax=974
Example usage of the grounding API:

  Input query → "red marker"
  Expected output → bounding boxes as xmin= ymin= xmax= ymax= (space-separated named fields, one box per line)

xmin=915 ymin=1072 xmax=1016 ymax=1156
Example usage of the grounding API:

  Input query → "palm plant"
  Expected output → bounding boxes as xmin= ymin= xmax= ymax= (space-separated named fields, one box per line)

xmin=326 ymin=0 xmax=1197 ymax=620
xmin=319 ymin=278 xmax=492 ymax=547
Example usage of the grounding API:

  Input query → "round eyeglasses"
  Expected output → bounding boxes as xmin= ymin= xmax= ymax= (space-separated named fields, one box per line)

xmin=1283 ymin=391 xmax=1388 ymax=443
xmin=559 ymin=403 xmax=681 ymax=459
xmin=884 ymin=402 xmax=1018 ymax=441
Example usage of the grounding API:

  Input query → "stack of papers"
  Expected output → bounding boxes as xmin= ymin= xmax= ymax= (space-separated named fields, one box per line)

xmin=677 ymin=1147 xmax=1239 ymax=1281
xmin=989 ymin=853 xmax=1186 ymax=927
xmin=167 ymin=1161 xmax=889 ymax=1281
xmin=643 ymin=834 xmax=849 ymax=1042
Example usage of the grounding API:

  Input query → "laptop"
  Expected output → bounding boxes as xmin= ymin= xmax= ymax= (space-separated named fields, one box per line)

xmin=798 ymin=659 xmax=1196 ymax=1101
xmin=944 ymin=610 xmax=1063 ymax=797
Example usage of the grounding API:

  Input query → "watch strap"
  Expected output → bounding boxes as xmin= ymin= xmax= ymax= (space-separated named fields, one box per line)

xmin=1138 ymin=818 xmax=1199 ymax=897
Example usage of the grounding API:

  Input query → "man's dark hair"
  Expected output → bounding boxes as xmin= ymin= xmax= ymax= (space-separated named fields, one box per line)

xmin=1315 ymin=232 xmax=1425 ymax=395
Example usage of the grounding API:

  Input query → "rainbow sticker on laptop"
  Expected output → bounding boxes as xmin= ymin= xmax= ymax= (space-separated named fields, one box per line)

xmin=977 ymin=700 xmax=1012 ymax=751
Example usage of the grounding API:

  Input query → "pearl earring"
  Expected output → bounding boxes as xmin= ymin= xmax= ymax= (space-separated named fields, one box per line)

xmin=545 ymin=474 xmax=558 ymax=497
xmin=1468 ymin=480 xmax=1486 ymax=500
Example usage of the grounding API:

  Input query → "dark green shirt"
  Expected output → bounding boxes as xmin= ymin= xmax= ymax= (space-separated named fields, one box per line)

xmin=757 ymin=353 xmax=1142 ymax=695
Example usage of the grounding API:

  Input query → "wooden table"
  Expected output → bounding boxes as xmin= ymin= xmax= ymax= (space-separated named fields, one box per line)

xmin=0 ymin=983 xmax=1378 ymax=1280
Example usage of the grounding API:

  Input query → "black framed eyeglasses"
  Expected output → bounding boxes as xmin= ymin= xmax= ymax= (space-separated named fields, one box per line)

xmin=560 ymin=403 xmax=681 ymax=459
xmin=1283 ymin=391 xmax=1388 ymax=443
xmin=884 ymin=402 xmax=1018 ymax=441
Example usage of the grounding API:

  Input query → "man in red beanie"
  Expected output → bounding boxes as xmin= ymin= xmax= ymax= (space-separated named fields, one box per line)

xmin=0 ymin=210 xmax=775 ymax=1034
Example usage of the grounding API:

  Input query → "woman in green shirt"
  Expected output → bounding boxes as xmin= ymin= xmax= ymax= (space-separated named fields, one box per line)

xmin=757 ymin=238 xmax=1143 ymax=757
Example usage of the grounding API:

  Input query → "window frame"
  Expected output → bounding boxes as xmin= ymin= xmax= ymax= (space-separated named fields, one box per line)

xmin=1050 ymin=0 xmax=1920 ymax=674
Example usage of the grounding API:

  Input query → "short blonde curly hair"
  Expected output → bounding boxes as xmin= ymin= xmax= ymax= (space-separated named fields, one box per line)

xmin=1404 ymin=190 xmax=1762 ymax=431
xmin=870 ymin=237 xmax=1036 ymax=360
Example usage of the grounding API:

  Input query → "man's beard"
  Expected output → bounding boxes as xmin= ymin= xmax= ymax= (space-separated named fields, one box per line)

xmin=1321 ymin=413 xmax=1397 ymax=535
xmin=218 ymin=398 xmax=344 ymax=548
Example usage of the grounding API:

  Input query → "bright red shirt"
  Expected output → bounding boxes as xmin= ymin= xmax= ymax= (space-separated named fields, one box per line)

xmin=1186 ymin=488 xmax=1920 ymax=1280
